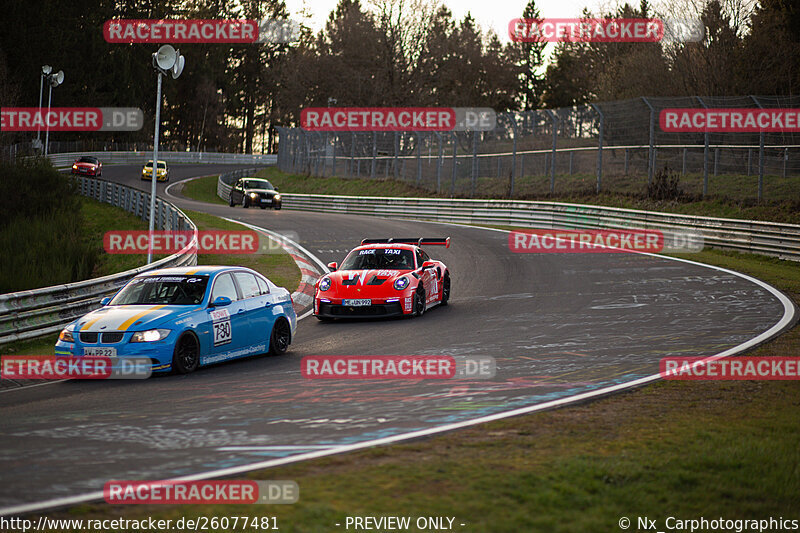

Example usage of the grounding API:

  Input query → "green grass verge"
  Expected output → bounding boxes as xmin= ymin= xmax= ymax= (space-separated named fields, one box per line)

xmin=181 ymin=209 xmax=300 ymax=291
xmin=180 ymin=175 xmax=227 ymax=205
xmin=1 ymin=209 xmax=301 ymax=358
xmin=38 ymin=246 xmax=800 ymax=531
xmin=80 ymin=197 xmax=165 ymax=278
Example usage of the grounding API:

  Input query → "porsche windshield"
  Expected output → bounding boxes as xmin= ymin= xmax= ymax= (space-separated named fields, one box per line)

xmin=339 ymin=248 xmax=415 ymax=270
xmin=110 ymin=275 xmax=209 ymax=305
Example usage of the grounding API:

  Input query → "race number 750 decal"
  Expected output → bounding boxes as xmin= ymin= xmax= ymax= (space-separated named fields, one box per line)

xmin=210 ymin=308 xmax=232 ymax=346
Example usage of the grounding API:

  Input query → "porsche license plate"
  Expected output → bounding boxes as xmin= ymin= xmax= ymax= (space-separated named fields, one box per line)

xmin=342 ymin=299 xmax=371 ymax=306
xmin=84 ymin=347 xmax=117 ymax=357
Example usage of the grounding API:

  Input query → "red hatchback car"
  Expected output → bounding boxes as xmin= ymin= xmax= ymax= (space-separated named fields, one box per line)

xmin=71 ymin=156 xmax=102 ymax=176
xmin=314 ymin=238 xmax=451 ymax=320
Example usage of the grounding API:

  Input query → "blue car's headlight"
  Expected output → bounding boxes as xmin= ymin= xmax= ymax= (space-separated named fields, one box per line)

xmin=130 ymin=329 xmax=171 ymax=343
xmin=58 ymin=328 xmax=75 ymax=342
xmin=319 ymin=277 xmax=331 ymax=291
xmin=393 ymin=277 xmax=410 ymax=290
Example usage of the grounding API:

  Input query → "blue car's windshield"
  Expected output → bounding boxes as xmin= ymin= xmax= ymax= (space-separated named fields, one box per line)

xmin=111 ymin=275 xmax=209 ymax=305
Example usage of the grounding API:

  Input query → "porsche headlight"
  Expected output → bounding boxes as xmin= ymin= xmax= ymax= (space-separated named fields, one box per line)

xmin=318 ymin=277 xmax=331 ymax=291
xmin=393 ymin=277 xmax=410 ymax=290
xmin=130 ymin=329 xmax=171 ymax=343
xmin=58 ymin=328 xmax=75 ymax=342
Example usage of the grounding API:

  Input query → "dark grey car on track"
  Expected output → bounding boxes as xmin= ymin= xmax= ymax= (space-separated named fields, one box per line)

xmin=229 ymin=178 xmax=282 ymax=210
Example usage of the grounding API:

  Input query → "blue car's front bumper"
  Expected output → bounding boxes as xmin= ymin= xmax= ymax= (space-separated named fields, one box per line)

xmin=55 ymin=332 xmax=176 ymax=373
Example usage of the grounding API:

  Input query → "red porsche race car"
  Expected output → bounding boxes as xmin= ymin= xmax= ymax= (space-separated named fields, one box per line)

xmin=313 ymin=238 xmax=451 ymax=320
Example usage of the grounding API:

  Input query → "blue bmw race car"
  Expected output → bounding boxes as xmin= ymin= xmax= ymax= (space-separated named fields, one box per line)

xmin=55 ymin=266 xmax=297 ymax=374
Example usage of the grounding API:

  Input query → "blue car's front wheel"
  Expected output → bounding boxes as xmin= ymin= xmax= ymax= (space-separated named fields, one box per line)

xmin=269 ymin=319 xmax=291 ymax=355
xmin=172 ymin=333 xmax=200 ymax=374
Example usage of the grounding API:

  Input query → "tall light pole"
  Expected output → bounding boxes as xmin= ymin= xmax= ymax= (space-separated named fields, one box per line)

xmin=147 ymin=45 xmax=185 ymax=264
xmin=35 ymin=65 xmax=52 ymax=151
xmin=43 ymin=70 xmax=64 ymax=157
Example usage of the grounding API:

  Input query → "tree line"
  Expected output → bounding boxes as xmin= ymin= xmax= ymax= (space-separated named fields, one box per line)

xmin=0 ymin=0 xmax=797 ymax=154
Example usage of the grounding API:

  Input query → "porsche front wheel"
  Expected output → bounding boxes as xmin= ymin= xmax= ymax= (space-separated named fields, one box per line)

xmin=441 ymin=274 xmax=450 ymax=306
xmin=413 ymin=288 xmax=426 ymax=317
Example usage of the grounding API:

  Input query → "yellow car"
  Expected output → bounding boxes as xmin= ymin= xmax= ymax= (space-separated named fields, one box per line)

xmin=141 ymin=160 xmax=169 ymax=182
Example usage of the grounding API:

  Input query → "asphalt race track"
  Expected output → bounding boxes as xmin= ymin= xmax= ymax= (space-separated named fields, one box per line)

xmin=0 ymin=164 xmax=794 ymax=514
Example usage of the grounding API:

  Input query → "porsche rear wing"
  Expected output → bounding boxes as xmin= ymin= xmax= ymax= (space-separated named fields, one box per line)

xmin=361 ymin=237 xmax=450 ymax=248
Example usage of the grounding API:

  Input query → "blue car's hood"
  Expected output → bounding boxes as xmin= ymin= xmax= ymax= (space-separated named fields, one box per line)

xmin=73 ymin=304 xmax=200 ymax=332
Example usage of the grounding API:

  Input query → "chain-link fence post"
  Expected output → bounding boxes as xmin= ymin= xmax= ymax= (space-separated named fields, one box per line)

xmin=471 ymin=131 xmax=478 ymax=197
xmin=393 ymin=132 xmax=399 ymax=180
xmin=370 ymin=132 xmax=377 ymax=179
xmin=784 ymin=148 xmax=789 ymax=179
xmin=314 ymin=132 xmax=322 ymax=176
xmin=510 ymin=114 xmax=518 ymax=198
xmin=436 ymin=132 xmax=443 ymax=193
xmin=331 ymin=133 xmax=337 ymax=176
xmin=546 ymin=109 xmax=557 ymax=194
xmin=642 ymin=97 xmax=655 ymax=185
xmin=751 ymin=96 xmax=765 ymax=201
xmin=696 ymin=97 xmax=710 ymax=196
xmin=451 ymin=132 xmax=457 ymax=197
xmin=350 ymin=132 xmax=356 ymax=176
xmin=417 ymin=132 xmax=423 ymax=186
xmin=682 ymin=148 xmax=687 ymax=175
xmin=591 ymin=103 xmax=603 ymax=193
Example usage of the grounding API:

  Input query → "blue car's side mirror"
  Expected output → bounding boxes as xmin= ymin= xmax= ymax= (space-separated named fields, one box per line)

xmin=210 ymin=296 xmax=232 ymax=307
xmin=100 ymin=297 xmax=111 ymax=306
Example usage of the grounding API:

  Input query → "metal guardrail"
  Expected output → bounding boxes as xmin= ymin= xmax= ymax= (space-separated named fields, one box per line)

xmin=46 ymin=151 xmax=277 ymax=169
xmin=0 ymin=177 xmax=198 ymax=345
xmin=215 ymin=182 xmax=800 ymax=261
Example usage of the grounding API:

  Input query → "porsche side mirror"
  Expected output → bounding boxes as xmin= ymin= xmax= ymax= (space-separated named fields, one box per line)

xmin=210 ymin=296 xmax=232 ymax=307
xmin=327 ymin=262 xmax=338 ymax=272
xmin=421 ymin=261 xmax=436 ymax=270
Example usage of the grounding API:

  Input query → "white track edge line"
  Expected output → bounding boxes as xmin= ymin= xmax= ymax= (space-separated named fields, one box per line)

xmin=0 ymin=214 xmax=794 ymax=516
